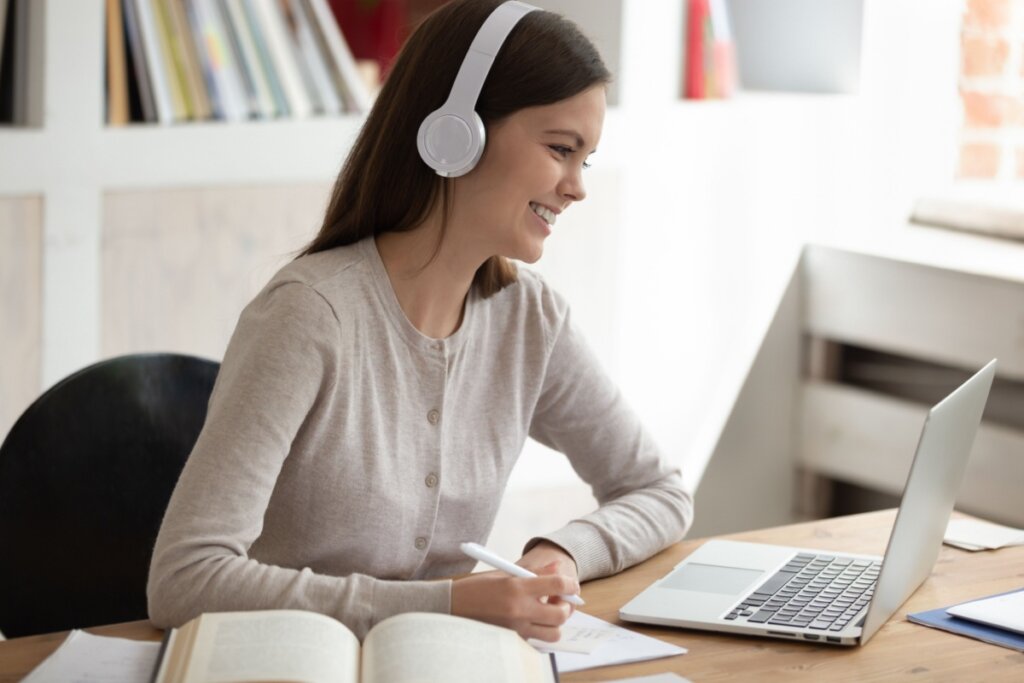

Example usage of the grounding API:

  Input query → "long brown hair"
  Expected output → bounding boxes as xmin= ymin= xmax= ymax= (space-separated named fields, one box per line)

xmin=300 ymin=0 xmax=611 ymax=297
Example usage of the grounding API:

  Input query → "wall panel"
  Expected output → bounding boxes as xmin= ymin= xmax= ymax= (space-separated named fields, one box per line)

xmin=0 ymin=197 xmax=43 ymax=440
xmin=102 ymin=184 xmax=330 ymax=360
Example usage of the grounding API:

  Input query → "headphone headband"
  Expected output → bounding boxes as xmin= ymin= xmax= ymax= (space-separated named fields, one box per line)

xmin=447 ymin=1 xmax=537 ymax=117
xmin=417 ymin=1 xmax=540 ymax=177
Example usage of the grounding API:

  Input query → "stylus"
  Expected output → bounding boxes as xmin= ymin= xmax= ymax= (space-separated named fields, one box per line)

xmin=459 ymin=541 xmax=585 ymax=606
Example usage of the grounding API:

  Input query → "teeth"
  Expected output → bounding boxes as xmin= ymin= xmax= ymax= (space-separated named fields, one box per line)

xmin=530 ymin=202 xmax=557 ymax=226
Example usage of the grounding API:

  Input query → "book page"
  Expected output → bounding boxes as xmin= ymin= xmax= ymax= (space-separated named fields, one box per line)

xmin=362 ymin=613 xmax=554 ymax=683
xmin=527 ymin=619 xmax=616 ymax=654
xmin=183 ymin=610 xmax=359 ymax=683
xmin=22 ymin=630 xmax=161 ymax=683
xmin=944 ymin=519 xmax=1024 ymax=550
xmin=537 ymin=611 xmax=687 ymax=674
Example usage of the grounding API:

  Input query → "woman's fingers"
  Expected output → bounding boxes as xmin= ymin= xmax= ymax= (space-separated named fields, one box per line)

xmin=524 ymin=571 xmax=580 ymax=601
xmin=530 ymin=561 xmax=579 ymax=595
xmin=517 ymin=541 xmax=580 ymax=579
xmin=518 ymin=599 xmax=570 ymax=643
xmin=450 ymin=567 xmax=577 ymax=642
xmin=527 ymin=596 xmax=572 ymax=624
xmin=547 ymin=593 xmax=576 ymax=616
xmin=523 ymin=623 xmax=564 ymax=643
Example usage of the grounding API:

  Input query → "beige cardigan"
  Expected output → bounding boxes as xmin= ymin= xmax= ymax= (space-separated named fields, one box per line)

xmin=148 ymin=236 xmax=693 ymax=639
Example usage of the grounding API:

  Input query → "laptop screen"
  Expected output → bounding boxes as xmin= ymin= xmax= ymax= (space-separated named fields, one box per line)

xmin=859 ymin=360 xmax=995 ymax=643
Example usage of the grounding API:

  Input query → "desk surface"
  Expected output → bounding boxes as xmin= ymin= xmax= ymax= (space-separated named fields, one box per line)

xmin=2 ymin=509 xmax=1022 ymax=682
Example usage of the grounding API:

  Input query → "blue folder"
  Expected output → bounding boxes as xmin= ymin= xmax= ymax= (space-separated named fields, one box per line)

xmin=907 ymin=588 xmax=1024 ymax=653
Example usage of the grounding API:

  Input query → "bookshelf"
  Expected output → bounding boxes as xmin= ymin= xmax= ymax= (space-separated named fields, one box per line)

xmin=0 ymin=1 xmax=360 ymax=380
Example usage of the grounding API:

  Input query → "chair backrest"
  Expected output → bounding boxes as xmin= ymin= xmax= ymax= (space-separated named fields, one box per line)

xmin=0 ymin=353 xmax=219 ymax=637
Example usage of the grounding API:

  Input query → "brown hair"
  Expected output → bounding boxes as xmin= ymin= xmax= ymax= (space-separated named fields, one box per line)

xmin=300 ymin=0 xmax=611 ymax=297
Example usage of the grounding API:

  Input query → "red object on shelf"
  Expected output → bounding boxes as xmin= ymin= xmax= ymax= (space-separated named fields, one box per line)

xmin=684 ymin=0 xmax=708 ymax=99
xmin=327 ymin=0 xmax=408 ymax=82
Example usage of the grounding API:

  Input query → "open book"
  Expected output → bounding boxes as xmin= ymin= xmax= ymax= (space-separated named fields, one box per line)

xmin=152 ymin=610 xmax=557 ymax=683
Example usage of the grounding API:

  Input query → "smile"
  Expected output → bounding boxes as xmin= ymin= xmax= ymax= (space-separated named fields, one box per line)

xmin=529 ymin=202 xmax=557 ymax=226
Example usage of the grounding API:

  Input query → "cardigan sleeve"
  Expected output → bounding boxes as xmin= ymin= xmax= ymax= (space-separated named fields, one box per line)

xmin=147 ymin=281 xmax=450 ymax=640
xmin=525 ymin=304 xmax=694 ymax=582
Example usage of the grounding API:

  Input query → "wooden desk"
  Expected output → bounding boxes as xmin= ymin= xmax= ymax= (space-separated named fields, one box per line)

xmin=572 ymin=509 xmax=1024 ymax=681
xmin=2 ymin=510 xmax=1021 ymax=682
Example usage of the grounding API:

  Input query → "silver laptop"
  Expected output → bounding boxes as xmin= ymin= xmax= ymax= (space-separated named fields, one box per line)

xmin=620 ymin=359 xmax=997 ymax=646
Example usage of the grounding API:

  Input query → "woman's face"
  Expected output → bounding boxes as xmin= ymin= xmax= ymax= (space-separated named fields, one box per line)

xmin=452 ymin=85 xmax=606 ymax=265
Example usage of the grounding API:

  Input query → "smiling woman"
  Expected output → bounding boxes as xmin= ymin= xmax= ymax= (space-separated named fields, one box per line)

xmin=304 ymin=0 xmax=613 ymax=297
xmin=442 ymin=85 xmax=605 ymax=267
xmin=147 ymin=0 xmax=692 ymax=646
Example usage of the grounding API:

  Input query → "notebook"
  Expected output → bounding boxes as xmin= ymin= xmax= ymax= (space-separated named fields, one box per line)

xmin=908 ymin=589 xmax=1024 ymax=653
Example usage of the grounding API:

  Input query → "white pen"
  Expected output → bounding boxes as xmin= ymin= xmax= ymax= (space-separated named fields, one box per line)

xmin=459 ymin=541 xmax=585 ymax=606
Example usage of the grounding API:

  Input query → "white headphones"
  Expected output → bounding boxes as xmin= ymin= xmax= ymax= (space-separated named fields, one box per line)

xmin=417 ymin=1 xmax=539 ymax=177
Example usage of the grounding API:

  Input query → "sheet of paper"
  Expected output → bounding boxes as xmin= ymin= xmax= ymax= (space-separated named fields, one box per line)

xmin=944 ymin=519 xmax=1024 ymax=550
xmin=942 ymin=538 xmax=987 ymax=552
xmin=606 ymin=674 xmax=692 ymax=683
xmin=21 ymin=630 xmax=161 ymax=683
xmin=528 ymin=621 xmax=616 ymax=654
xmin=947 ymin=589 xmax=1024 ymax=635
xmin=532 ymin=611 xmax=686 ymax=673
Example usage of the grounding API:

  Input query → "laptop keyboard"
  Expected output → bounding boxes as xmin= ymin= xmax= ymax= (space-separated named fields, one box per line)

xmin=724 ymin=553 xmax=881 ymax=632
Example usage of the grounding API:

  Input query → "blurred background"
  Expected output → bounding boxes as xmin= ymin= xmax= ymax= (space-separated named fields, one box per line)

xmin=2 ymin=0 xmax=1023 ymax=561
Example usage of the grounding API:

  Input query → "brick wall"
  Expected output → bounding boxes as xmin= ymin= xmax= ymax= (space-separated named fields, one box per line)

xmin=958 ymin=0 xmax=1024 ymax=179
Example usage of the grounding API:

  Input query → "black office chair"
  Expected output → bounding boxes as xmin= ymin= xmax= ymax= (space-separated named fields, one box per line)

xmin=0 ymin=353 xmax=219 ymax=637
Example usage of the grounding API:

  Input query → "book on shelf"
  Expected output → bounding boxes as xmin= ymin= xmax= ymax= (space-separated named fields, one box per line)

xmin=164 ymin=0 xmax=213 ymax=120
xmin=707 ymin=0 xmax=736 ymax=98
xmin=0 ymin=0 xmax=41 ymax=125
xmin=106 ymin=0 xmax=131 ymax=125
xmin=0 ymin=0 xmax=7 ymax=80
xmin=151 ymin=609 xmax=559 ymax=683
xmin=123 ymin=0 xmax=158 ymax=122
xmin=277 ymin=0 xmax=333 ymax=115
xmin=0 ymin=0 xmax=10 ymax=123
xmin=187 ymin=0 xmax=252 ymax=121
xmin=249 ymin=0 xmax=315 ymax=118
xmin=311 ymin=0 xmax=373 ymax=112
xmin=134 ymin=0 xmax=177 ymax=123
xmin=682 ymin=0 xmax=736 ymax=100
xmin=221 ymin=0 xmax=278 ymax=118
xmin=295 ymin=0 xmax=345 ymax=115
xmin=9 ymin=0 xmax=29 ymax=123
xmin=155 ymin=0 xmax=193 ymax=120
xmin=683 ymin=0 xmax=707 ymax=99
xmin=107 ymin=0 xmax=371 ymax=125
xmin=326 ymin=0 xmax=405 ymax=88
xmin=236 ymin=0 xmax=291 ymax=117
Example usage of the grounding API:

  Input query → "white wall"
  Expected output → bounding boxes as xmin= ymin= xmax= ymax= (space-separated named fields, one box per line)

xmin=490 ymin=0 xmax=968 ymax=551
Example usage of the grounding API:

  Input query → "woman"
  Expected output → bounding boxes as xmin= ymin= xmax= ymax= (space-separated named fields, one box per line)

xmin=148 ymin=0 xmax=692 ymax=643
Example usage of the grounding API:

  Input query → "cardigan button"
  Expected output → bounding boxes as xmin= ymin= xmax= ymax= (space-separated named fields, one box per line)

xmin=427 ymin=409 xmax=440 ymax=425
xmin=415 ymin=537 xmax=427 ymax=550
xmin=425 ymin=473 xmax=438 ymax=488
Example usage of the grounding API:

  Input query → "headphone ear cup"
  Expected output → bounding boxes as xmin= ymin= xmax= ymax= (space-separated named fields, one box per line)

xmin=417 ymin=109 xmax=487 ymax=177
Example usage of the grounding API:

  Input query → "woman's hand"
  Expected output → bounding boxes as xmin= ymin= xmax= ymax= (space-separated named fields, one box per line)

xmin=517 ymin=540 xmax=581 ymax=616
xmin=517 ymin=540 xmax=579 ymax=582
xmin=451 ymin=561 xmax=578 ymax=642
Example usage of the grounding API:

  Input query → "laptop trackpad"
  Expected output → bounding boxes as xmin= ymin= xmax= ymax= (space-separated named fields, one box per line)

xmin=661 ymin=562 xmax=764 ymax=595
